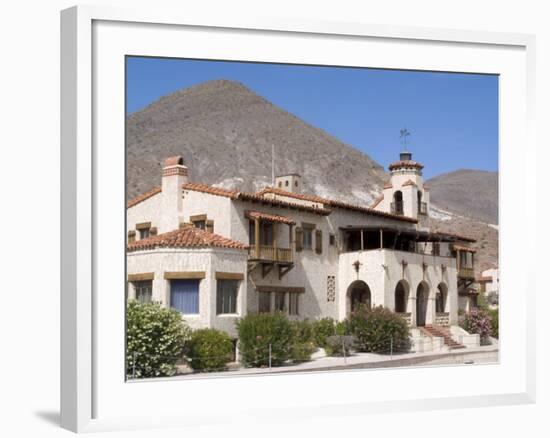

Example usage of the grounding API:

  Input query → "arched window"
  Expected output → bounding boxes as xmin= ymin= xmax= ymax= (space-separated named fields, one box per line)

xmin=436 ymin=283 xmax=448 ymax=313
xmin=395 ymin=280 xmax=409 ymax=313
xmin=392 ymin=191 xmax=404 ymax=215
xmin=417 ymin=191 xmax=423 ymax=214
xmin=347 ymin=280 xmax=371 ymax=313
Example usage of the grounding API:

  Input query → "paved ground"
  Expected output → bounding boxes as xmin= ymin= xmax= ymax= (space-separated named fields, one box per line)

xmin=132 ymin=342 xmax=499 ymax=382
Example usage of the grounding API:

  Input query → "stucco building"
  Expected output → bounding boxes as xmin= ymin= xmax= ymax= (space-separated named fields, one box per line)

xmin=126 ymin=151 xmax=479 ymax=344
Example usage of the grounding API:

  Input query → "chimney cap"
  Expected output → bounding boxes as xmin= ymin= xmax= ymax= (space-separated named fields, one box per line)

xmin=163 ymin=156 xmax=185 ymax=167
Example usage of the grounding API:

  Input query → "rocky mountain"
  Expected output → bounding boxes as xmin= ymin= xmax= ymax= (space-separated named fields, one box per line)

xmin=427 ymin=170 xmax=498 ymax=225
xmin=126 ymin=80 xmax=497 ymax=272
xmin=127 ymin=80 xmax=386 ymax=204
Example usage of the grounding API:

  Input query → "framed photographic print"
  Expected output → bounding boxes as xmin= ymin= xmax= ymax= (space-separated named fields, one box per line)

xmin=61 ymin=5 xmax=536 ymax=433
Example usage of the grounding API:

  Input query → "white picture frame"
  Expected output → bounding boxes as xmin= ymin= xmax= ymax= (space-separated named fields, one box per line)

xmin=60 ymin=5 xmax=536 ymax=433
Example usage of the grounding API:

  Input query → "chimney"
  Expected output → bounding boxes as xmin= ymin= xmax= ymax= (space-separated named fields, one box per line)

xmin=160 ymin=156 xmax=188 ymax=233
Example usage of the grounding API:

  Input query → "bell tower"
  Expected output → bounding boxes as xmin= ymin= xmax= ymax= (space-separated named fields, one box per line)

xmin=374 ymin=130 xmax=430 ymax=219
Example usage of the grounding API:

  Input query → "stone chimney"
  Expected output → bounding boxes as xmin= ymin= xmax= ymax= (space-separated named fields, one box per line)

xmin=160 ymin=156 xmax=188 ymax=232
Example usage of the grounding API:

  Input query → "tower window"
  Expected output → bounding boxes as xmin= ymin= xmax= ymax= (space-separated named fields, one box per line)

xmin=285 ymin=180 xmax=289 ymax=187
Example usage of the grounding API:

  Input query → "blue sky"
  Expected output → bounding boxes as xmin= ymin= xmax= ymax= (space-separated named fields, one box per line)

xmin=126 ymin=57 xmax=498 ymax=179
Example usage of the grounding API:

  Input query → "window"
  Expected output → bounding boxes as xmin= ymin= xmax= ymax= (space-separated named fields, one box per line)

xmin=278 ymin=181 xmax=282 ymax=188
xmin=329 ymin=234 xmax=336 ymax=246
xmin=193 ymin=220 xmax=206 ymax=230
xmin=258 ymin=292 xmax=271 ymax=313
xmin=285 ymin=180 xmax=289 ymax=187
xmin=170 ymin=279 xmax=199 ymax=314
xmin=295 ymin=180 xmax=298 ymax=187
xmin=136 ymin=222 xmax=152 ymax=239
xmin=274 ymin=292 xmax=286 ymax=312
xmin=133 ymin=280 xmax=152 ymax=303
xmin=217 ymin=280 xmax=239 ymax=314
xmin=139 ymin=228 xmax=150 ymax=239
xmin=289 ymin=293 xmax=299 ymax=315
xmin=303 ymin=226 xmax=313 ymax=250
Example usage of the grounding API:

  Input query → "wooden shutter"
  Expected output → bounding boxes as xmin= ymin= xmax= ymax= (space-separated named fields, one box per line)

xmin=295 ymin=227 xmax=303 ymax=252
xmin=315 ymin=229 xmax=323 ymax=254
xmin=206 ymin=220 xmax=214 ymax=233
xmin=127 ymin=230 xmax=136 ymax=243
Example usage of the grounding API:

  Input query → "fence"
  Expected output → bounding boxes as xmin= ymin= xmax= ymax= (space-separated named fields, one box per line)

xmin=127 ymin=335 xmax=419 ymax=380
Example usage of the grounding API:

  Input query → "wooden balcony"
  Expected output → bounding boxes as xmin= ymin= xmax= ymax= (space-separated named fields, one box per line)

xmin=458 ymin=267 xmax=475 ymax=279
xmin=249 ymin=245 xmax=293 ymax=264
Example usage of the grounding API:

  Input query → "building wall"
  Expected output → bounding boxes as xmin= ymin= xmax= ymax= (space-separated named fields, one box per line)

xmin=127 ymin=194 xmax=162 ymax=238
xmin=181 ymin=189 xmax=233 ymax=236
xmin=338 ymin=249 xmax=458 ymax=325
xmin=127 ymin=247 xmax=248 ymax=337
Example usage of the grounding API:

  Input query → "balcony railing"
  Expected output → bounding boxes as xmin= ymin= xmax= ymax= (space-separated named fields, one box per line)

xmin=458 ymin=267 xmax=475 ymax=279
xmin=249 ymin=245 xmax=293 ymax=263
xmin=390 ymin=201 xmax=404 ymax=215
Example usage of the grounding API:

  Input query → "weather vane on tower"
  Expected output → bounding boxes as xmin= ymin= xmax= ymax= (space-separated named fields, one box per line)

xmin=399 ymin=128 xmax=411 ymax=150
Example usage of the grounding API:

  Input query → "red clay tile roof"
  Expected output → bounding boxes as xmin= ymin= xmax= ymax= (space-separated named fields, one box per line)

xmin=452 ymin=244 xmax=477 ymax=253
xmin=370 ymin=195 xmax=384 ymax=209
xmin=127 ymin=186 xmax=161 ymax=208
xmin=238 ymin=191 xmax=331 ymax=215
xmin=182 ymin=183 xmax=239 ymax=199
xmin=257 ymin=187 xmax=417 ymax=223
xmin=245 ymin=210 xmax=296 ymax=225
xmin=477 ymin=276 xmax=492 ymax=282
xmin=258 ymin=187 xmax=327 ymax=204
xmin=434 ymin=231 xmax=476 ymax=243
xmin=389 ymin=160 xmax=424 ymax=171
xmin=402 ymin=179 xmax=417 ymax=187
xmin=383 ymin=181 xmax=393 ymax=189
xmin=127 ymin=226 xmax=248 ymax=252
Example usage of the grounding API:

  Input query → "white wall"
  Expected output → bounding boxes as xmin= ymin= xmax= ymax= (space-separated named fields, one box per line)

xmin=127 ymin=248 xmax=248 ymax=337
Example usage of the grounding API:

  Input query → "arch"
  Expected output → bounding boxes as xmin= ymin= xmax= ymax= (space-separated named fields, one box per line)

xmin=393 ymin=191 xmax=404 ymax=215
xmin=394 ymin=280 xmax=409 ymax=313
xmin=436 ymin=282 xmax=448 ymax=313
xmin=416 ymin=281 xmax=430 ymax=326
xmin=347 ymin=280 xmax=371 ymax=313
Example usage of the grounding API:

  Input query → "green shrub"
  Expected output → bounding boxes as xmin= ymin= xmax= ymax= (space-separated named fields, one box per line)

xmin=488 ymin=308 xmax=499 ymax=339
xmin=186 ymin=328 xmax=234 ymax=372
xmin=126 ymin=300 xmax=191 ymax=378
xmin=462 ymin=307 xmax=493 ymax=344
xmin=312 ymin=317 xmax=337 ymax=348
xmin=236 ymin=312 xmax=293 ymax=367
xmin=325 ymin=335 xmax=358 ymax=356
xmin=289 ymin=320 xmax=316 ymax=362
xmin=347 ymin=305 xmax=411 ymax=353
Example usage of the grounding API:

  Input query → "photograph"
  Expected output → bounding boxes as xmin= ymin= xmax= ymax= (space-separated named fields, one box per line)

xmin=124 ymin=57 xmax=499 ymax=380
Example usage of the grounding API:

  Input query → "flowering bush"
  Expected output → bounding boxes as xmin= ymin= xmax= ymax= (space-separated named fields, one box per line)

xmin=289 ymin=320 xmax=316 ymax=362
xmin=461 ymin=307 xmax=493 ymax=344
xmin=186 ymin=328 xmax=234 ymax=372
xmin=126 ymin=300 xmax=191 ymax=378
xmin=347 ymin=305 xmax=411 ymax=353
xmin=236 ymin=312 xmax=293 ymax=367
xmin=311 ymin=317 xmax=338 ymax=348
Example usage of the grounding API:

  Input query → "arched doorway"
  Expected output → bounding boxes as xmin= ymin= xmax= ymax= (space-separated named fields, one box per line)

xmin=347 ymin=280 xmax=371 ymax=313
xmin=416 ymin=282 xmax=429 ymax=326
xmin=393 ymin=191 xmax=404 ymax=215
xmin=436 ymin=283 xmax=448 ymax=313
xmin=394 ymin=280 xmax=409 ymax=313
